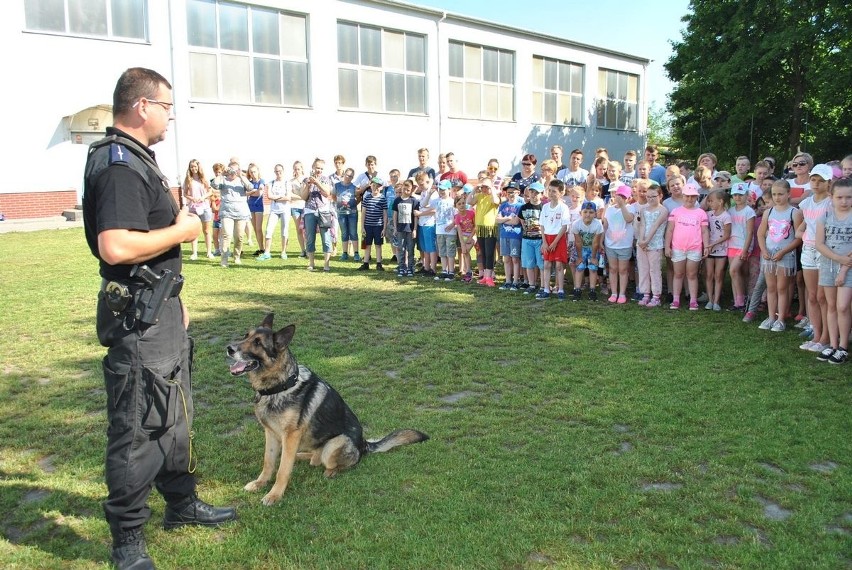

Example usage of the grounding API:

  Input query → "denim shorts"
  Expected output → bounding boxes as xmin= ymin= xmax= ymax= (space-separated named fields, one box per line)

xmin=500 ymin=237 xmax=521 ymax=257
xmin=521 ymin=238 xmax=543 ymax=269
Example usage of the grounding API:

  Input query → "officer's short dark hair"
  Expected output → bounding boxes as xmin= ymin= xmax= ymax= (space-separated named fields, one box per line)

xmin=113 ymin=67 xmax=172 ymax=117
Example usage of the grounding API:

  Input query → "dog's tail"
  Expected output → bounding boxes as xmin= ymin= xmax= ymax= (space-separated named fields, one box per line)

xmin=365 ymin=429 xmax=429 ymax=454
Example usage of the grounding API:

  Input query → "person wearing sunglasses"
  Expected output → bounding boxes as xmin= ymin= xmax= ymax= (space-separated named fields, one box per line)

xmin=789 ymin=152 xmax=814 ymax=207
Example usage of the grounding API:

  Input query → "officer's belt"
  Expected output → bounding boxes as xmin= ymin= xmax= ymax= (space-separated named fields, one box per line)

xmin=100 ymin=277 xmax=183 ymax=298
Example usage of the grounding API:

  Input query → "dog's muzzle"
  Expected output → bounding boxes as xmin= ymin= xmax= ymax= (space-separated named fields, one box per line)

xmin=226 ymin=345 xmax=259 ymax=376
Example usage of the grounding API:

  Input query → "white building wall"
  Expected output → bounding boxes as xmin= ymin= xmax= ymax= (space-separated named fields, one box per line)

xmin=3 ymin=0 xmax=648 ymax=201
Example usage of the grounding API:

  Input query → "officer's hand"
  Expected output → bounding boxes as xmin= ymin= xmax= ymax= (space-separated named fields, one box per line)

xmin=176 ymin=207 xmax=202 ymax=242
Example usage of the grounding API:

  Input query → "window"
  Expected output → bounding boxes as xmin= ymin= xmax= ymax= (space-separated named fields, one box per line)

xmin=336 ymin=22 xmax=426 ymax=115
xmin=532 ymin=56 xmax=583 ymax=126
xmin=596 ymin=69 xmax=639 ymax=130
xmin=187 ymin=0 xmax=309 ymax=107
xmin=24 ymin=0 xmax=146 ymax=40
xmin=448 ymin=41 xmax=514 ymax=121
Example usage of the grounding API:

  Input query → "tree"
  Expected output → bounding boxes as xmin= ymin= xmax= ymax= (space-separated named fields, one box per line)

xmin=647 ymin=103 xmax=673 ymax=148
xmin=665 ymin=0 xmax=851 ymax=168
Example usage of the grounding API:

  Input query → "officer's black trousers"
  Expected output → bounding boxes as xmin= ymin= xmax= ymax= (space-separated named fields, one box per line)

xmin=96 ymin=295 xmax=196 ymax=535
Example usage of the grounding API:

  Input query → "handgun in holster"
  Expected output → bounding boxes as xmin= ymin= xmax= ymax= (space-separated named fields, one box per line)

xmin=130 ymin=265 xmax=184 ymax=325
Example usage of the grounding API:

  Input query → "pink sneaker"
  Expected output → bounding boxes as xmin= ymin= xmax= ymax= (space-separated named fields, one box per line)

xmin=638 ymin=295 xmax=650 ymax=307
xmin=617 ymin=295 xmax=627 ymax=304
xmin=669 ymin=300 xmax=680 ymax=310
xmin=646 ymin=297 xmax=661 ymax=308
xmin=608 ymin=294 xmax=618 ymax=303
xmin=689 ymin=300 xmax=699 ymax=310
xmin=485 ymin=277 xmax=496 ymax=287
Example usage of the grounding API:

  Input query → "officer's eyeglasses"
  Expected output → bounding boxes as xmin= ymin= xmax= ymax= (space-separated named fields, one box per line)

xmin=133 ymin=98 xmax=174 ymax=115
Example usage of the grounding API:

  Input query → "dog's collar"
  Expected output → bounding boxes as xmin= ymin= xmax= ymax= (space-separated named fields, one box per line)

xmin=257 ymin=365 xmax=299 ymax=397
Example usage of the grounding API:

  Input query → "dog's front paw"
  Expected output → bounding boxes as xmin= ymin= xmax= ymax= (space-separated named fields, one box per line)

xmin=244 ymin=479 xmax=266 ymax=492
xmin=261 ymin=491 xmax=282 ymax=506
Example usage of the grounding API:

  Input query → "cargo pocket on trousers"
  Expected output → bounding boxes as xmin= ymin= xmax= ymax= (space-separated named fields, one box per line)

xmin=140 ymin=358 xmax=181 ymax=433
xmin=103 ymin=356 xmax=131 ymax=433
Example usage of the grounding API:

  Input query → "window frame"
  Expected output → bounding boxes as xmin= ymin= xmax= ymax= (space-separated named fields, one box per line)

xmin=596 ymin=68 xmax=639 ymax=132
xmin=186 ymin=0 xmax=311 ymax=108
xmin=23 ymin=0 xmax=148 ymax=42
xmin=531 ymin=55 xmax=584 ymax=127
xmin=448 ymin=40 xmax=515 ymax=122
xmin=336 ymin=20 xmax=428 ymax=116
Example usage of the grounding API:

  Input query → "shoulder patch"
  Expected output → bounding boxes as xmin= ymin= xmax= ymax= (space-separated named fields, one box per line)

xmin=109 ymin=143 xmax=129 ymax=165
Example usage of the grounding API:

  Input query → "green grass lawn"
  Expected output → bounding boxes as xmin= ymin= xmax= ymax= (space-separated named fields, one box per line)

xmin=0 ymin=227 xmax=849 ymax=569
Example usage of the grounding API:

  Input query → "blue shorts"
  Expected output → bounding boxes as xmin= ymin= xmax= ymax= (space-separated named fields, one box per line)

xmin=500 ymin=237 xmax=521 ymax=258
xmin=521 ymin=238 xmax=544 ymax=270
xmin=364 ymin=225 xmax=384 ymax=246
xmin=290 ymin=208 xmax=304 ymax=219
xmin=417 ymin=225 xmax=437 ymax=253
xmin=248 ymin=197 xmax=264 ymax=213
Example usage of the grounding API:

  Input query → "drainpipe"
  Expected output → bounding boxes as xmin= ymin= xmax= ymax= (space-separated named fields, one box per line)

xmin=167 ymin=0 xmax=182 ymax=200
xmin=436 ymin=11 xmax=447 ymax=153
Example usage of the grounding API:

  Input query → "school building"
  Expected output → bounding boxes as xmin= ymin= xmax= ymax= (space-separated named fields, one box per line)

xmin=3 ymin=0 xmax=649 ymax=219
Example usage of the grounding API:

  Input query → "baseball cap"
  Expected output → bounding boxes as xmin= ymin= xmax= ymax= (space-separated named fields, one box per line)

xmin=437 ymin=180 xmax=453 ymax=190
xmin=370 ymin=176 xmax=384 ymax=185
xmin=731 ymin=183 xmax=748 ymax=195
xmin=714 ymin=171 xmax=732 ymax=181
xmin=581 ymin=201 xmax=597 ymax=212
xmin=462 ymin=183 xmax=475 ymax=194
xmin=682 ymin=183 xmax=700 ymax=197
xmin=809 ymin=164 xmax=833 ymax=181
xmin=528 ymin=181 xmax=545 ymax=193
xmin=614 ymin=185 xmax=632 ymax=199
xmin=505 ymin=180 xmax=519 ymax=190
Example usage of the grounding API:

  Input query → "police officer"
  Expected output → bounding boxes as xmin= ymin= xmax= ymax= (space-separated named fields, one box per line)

xmin=83 ymin=68 xmax=236 ymax=570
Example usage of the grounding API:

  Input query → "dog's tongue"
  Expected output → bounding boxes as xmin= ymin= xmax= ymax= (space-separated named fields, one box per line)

xmin=229 ymin=361 xmax=248 ymax=375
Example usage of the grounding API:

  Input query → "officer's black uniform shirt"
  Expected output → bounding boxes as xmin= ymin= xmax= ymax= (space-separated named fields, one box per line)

xmin=83 ymin=127 xmax=181 ymax=282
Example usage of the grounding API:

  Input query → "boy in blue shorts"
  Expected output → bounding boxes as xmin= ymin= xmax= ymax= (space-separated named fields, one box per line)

xmin=571 ymin=201 xmax=604 ymax=300
xmin=496 ymin=180 xmax=524 ymax=290
xmin=415 ymin=171 xmax=439 ymax=277
xmin=514 ymin=181 xmax=545 ymax=294
xmin=358 ymin=176 xmax=388 ymax=271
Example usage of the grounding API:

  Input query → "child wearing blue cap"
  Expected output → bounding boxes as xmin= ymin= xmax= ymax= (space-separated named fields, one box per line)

xmin=514 ymin=181 xmax=546 ymax=293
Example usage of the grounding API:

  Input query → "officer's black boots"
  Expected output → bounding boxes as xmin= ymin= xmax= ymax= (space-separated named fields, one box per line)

xmin=163 ymin=494 xmax=237 ymax=530
xmin=111 ymin=526 xmax=155 ymax=570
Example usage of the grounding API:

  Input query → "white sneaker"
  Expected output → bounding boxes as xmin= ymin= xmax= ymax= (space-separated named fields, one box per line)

xmin=234 ymin=256 xmax=242 ymax=265
xmin=794 ymin=317 xmax=810 ymax=329
xmin=799 ymin=341 xmax=815 ymax=351
xmin=807 ymin=342 xmax=826 ymax=353
xmin=280 ymin=252 xmax=288 ymax=259
xmin=758 ymin=317 xmax=775 ymax=330
xmin=770 ymin=320 xmax=786 ymax=332
xmin=189 ymin=253 xmax=198 ymax=261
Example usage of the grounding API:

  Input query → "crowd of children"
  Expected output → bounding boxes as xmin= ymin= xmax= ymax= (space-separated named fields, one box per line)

xmin=183 ymin=147 xmax=852 ymax=364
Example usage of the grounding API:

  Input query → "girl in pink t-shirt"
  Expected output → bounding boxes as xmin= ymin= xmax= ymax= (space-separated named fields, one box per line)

xmin=450 ymin=194 xmax=476 ymax=282
xmin=664 ymin=184 xmax=710 ymax=310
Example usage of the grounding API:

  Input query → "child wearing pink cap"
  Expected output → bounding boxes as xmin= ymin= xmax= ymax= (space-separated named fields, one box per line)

xmin=664 ymin=183 xmax=710 ymax=309
xmin=602 ymin=184 xmax=636 ymax=303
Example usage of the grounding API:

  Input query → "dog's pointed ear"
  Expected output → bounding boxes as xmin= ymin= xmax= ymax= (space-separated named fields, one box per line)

xmin=261 ymin=312 xmax=275 ymax=329
xmin=274 ymin=324 xmax=296 ymax=349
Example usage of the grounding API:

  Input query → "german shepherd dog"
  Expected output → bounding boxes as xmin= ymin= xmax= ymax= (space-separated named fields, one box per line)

xmin=226 ymin=313 xmax=429 ymax=506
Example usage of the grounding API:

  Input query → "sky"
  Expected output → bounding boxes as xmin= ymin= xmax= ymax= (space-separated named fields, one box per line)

xmin=421 ymin=0 xmax=691 ymax=112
